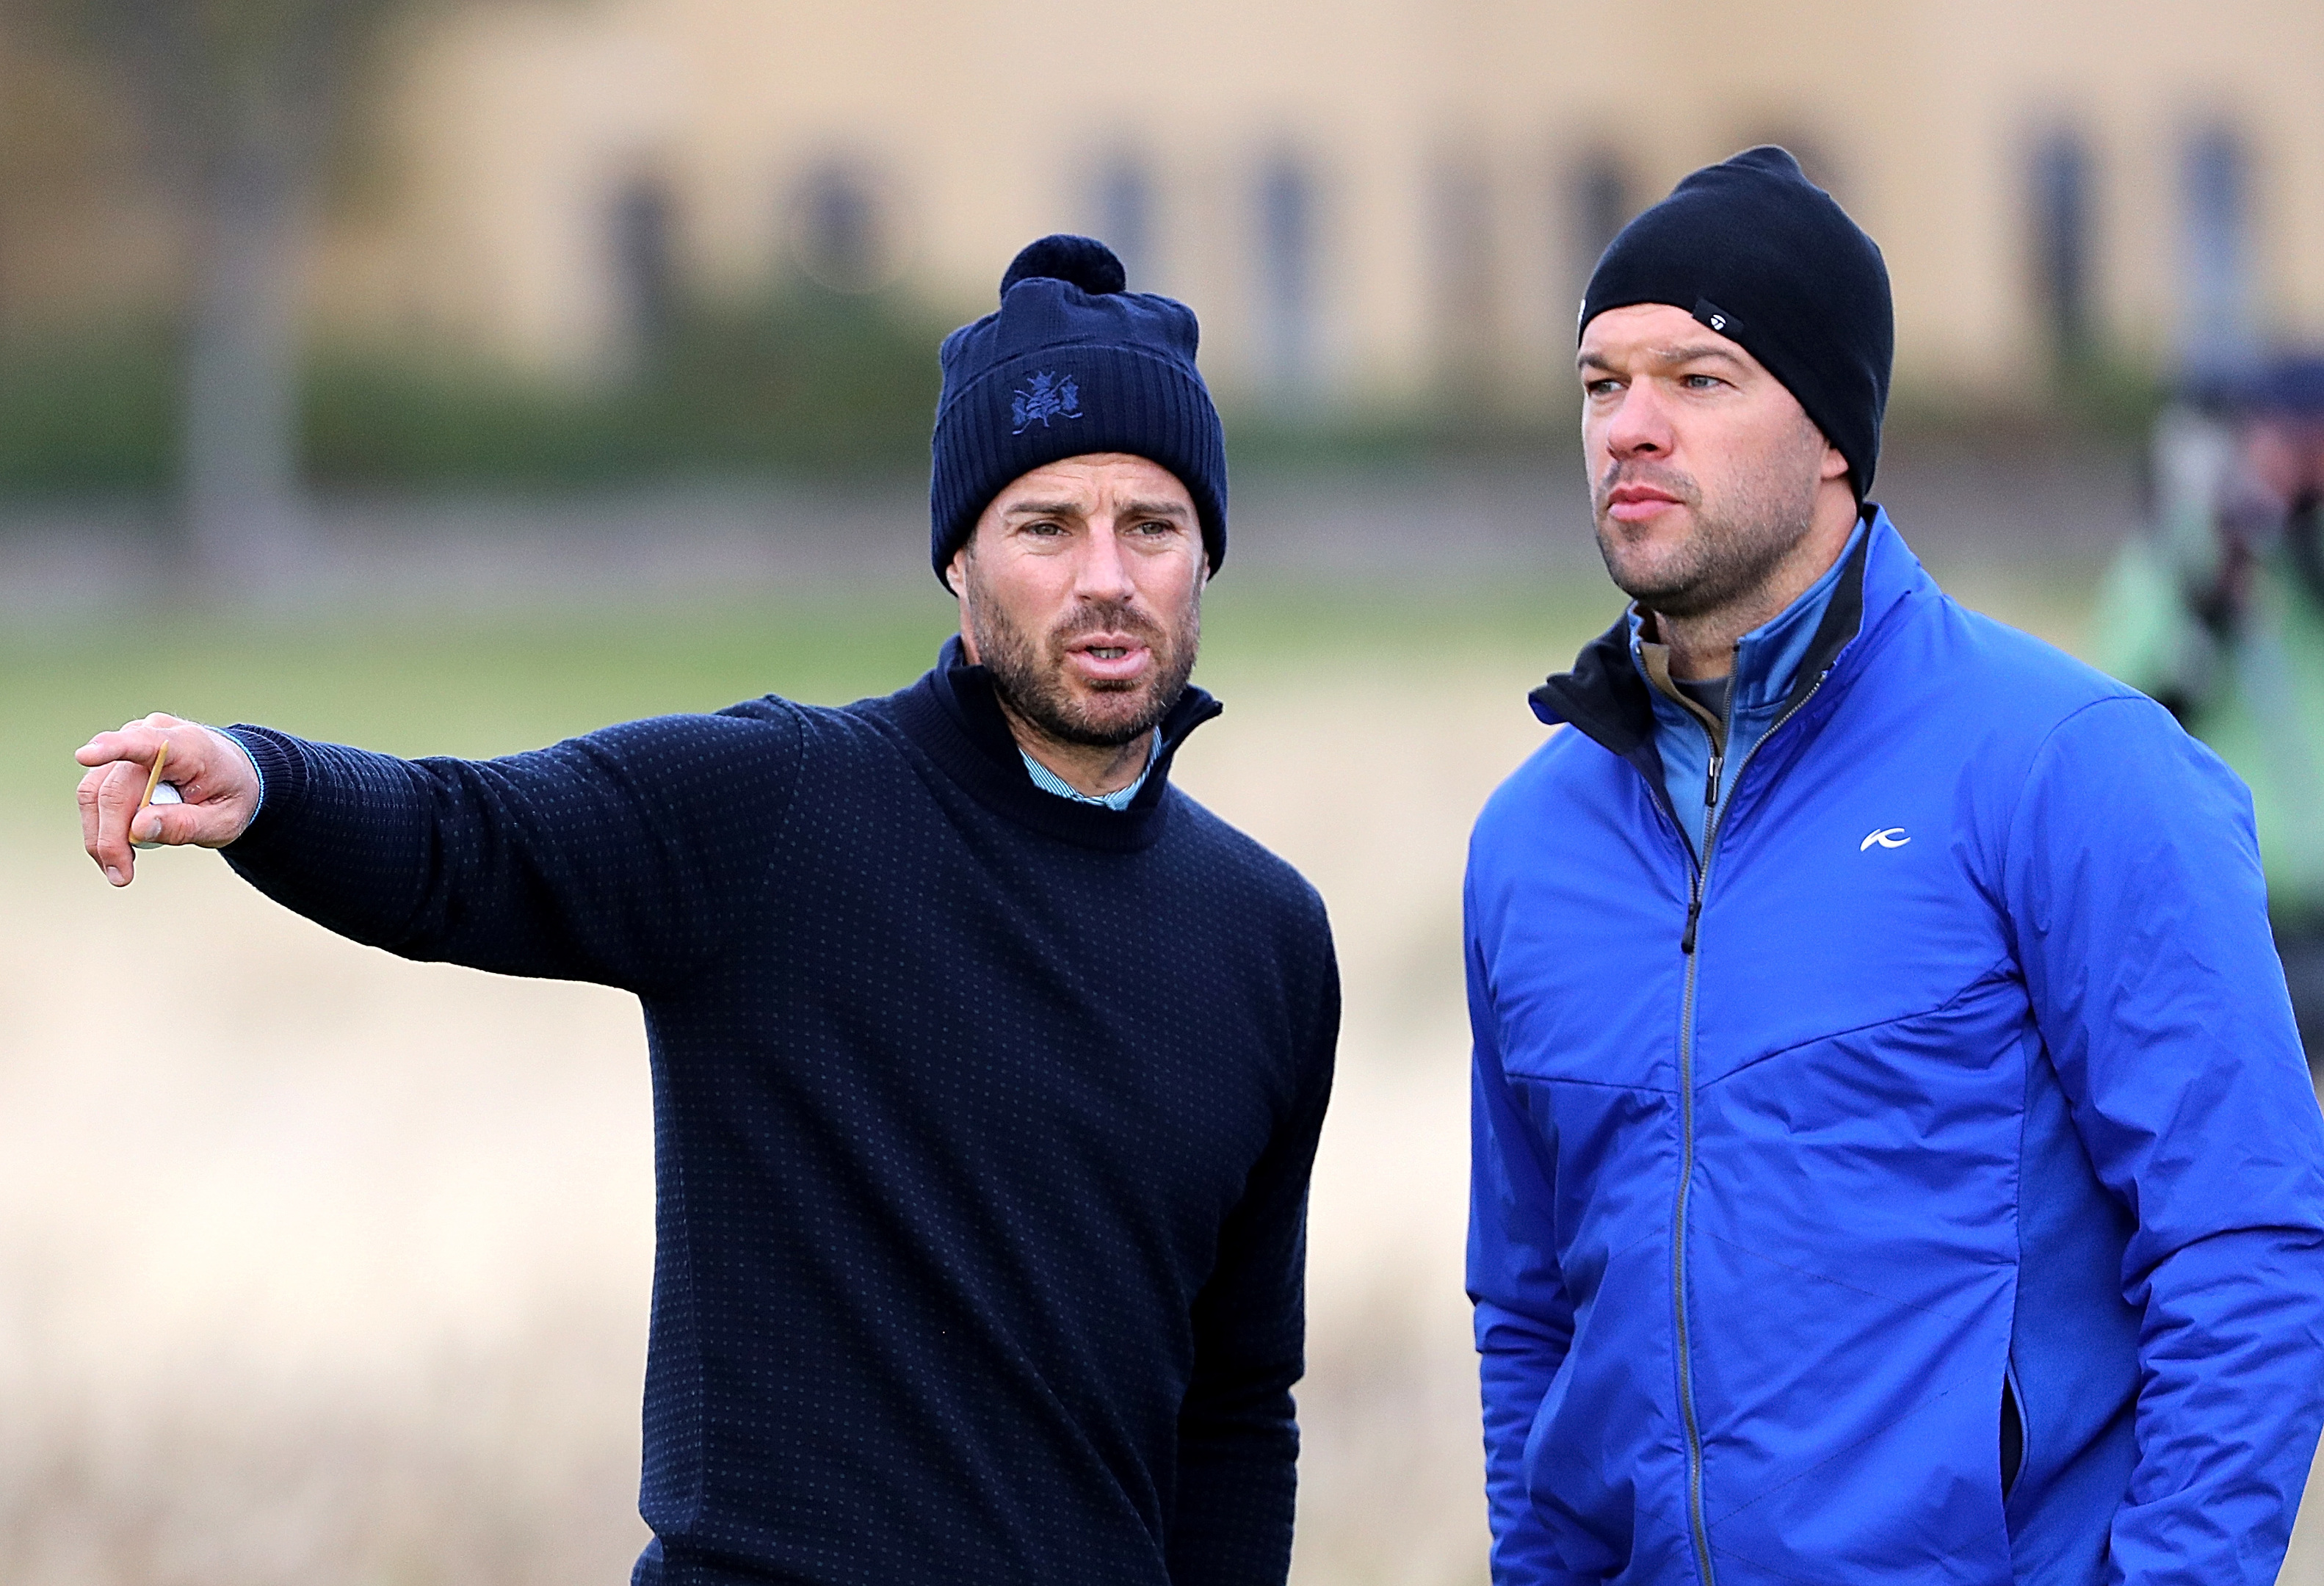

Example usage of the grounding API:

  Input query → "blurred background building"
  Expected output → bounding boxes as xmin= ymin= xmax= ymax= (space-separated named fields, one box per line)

xmin=351 ymin=0 xmax=2324 ymax=404
xmin=2 ymin=0 xmax=2322 ymax=526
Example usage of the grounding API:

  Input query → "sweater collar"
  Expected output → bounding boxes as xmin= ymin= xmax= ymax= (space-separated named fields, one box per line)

xmin=885 ymin=636 xmax=1222 ymax=852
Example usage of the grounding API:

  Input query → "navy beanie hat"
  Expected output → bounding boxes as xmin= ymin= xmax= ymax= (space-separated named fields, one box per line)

xmin=1582 ymin=146 xmax=1894 ymax=499
xmin=930 ymin=234 xmax=1227 ymax=587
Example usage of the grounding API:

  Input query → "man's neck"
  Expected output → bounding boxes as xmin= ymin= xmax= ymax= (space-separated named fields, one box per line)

xmin=1651 ymin=501 xmax=1860 ymax=681
xmin=995 ymin=698 xmax=1156 ymax=798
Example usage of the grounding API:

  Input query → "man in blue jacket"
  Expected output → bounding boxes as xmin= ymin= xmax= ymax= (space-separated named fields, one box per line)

xmin=1467 ymin=147 xmax=2324 ymax=1585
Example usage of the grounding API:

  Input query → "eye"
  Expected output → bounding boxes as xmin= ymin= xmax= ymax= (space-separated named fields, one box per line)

xmin=1584 ymin=377 xmax=1623 ymax=398
xmin=1130 ymin=518 xmax=1176 ymax=537
xmin=1021 ymin=519 xmax=1068 ymax=537
xmin=1681 ymin=373 xmax=1726 ymax=391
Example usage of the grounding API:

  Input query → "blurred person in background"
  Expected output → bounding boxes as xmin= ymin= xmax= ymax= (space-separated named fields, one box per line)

xmin=71 ymin=235 xmax=1338 ymax=1586
xmin=2094 ymin=358 xmax=2324 ymax=1061
xmin=1466 ymin=148 xmax=2324 ymax=1585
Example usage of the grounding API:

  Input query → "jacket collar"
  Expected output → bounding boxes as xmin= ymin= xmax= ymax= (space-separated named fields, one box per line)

xmin=1530 ymin=505 xmax=1914 ymax=797
xmin=886 ymin=635 xmax=1221 ymax=852
xmin=1633 ymin=515 xmax=1868 ymax=729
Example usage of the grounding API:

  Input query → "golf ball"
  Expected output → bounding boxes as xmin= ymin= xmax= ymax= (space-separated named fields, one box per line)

xmin=131 ymin=781 xmax=182 ymax=850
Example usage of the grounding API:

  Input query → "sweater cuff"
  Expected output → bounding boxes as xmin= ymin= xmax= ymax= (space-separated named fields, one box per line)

xmin=219 ymin=725 xmax=306 ymax=849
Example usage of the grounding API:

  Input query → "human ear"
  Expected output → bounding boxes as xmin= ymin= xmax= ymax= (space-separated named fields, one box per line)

xmin=951 ymin=557 xmax=984 ymax=664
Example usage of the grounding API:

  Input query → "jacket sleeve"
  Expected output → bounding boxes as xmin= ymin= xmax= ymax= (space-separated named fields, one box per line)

xmin=1168 ymin=919 xmax=1338 ymax=1586
xmin=2003 ymin=694 xmax=2324 ymax=1586
xmin=220 ymin=704 xmax=806 ymax=995
xmin=1466 ymin=871 xmax=1592 ymax=1586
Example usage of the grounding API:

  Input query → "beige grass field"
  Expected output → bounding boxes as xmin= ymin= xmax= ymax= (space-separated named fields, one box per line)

xmin=2 ymin=562 xmax=2319 ymax=1584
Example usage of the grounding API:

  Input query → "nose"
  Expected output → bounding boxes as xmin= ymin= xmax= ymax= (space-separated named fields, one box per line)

xmin=1072 ymin=517 xmax=1138 ymax=604
xmin=1600 ymin=380 xmax=1674 ymax=465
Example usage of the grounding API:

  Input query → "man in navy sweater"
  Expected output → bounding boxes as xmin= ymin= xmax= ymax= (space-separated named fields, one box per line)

xmin=75 ymin=235 xmax=1339 ymax=1586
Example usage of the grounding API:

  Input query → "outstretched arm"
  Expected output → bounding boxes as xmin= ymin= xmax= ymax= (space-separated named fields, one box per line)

xmin=2007 ymin=695 xmax=2324 ymax=1586
xmin=76 ymin=703 xmax=805 ymax=993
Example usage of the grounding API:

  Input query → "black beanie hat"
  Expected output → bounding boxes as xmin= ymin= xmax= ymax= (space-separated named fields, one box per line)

xmin=1581 ymin=146 xmax=1893 ymax=500
xmin=929 ymin=234 xmax=1227 ymax=587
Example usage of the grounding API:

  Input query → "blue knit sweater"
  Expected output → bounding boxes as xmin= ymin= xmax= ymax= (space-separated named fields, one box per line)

xmin=220 ymin=640 xmax=1339 ymax=1586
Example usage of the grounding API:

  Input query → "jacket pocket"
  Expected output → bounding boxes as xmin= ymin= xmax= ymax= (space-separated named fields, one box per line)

xmin=1999 ymin=1362 xmax=2026 ymax=1500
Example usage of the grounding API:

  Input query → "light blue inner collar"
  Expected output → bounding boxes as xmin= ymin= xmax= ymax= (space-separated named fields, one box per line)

xmin=1629 ymin=515 xmax=1865 ymax=715
xmin=1737 ymin=518 xmax=1864 ymax=711
xmin=1629 ymin=515 xmax=1867 ymax=854
xmin=1019 ymin=730 xmax=1162 ymax=811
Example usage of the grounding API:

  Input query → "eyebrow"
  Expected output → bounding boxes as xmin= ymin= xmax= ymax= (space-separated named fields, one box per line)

xmin=1000 ymin=498 xmax=1192 ymax=521
xmin=1578 ymin=343 xmax=1749 ymax=373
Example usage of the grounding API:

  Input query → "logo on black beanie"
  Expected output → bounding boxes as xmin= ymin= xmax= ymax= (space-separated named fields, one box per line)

xmin=1010 ymin=372 xmax=1084 ymax=435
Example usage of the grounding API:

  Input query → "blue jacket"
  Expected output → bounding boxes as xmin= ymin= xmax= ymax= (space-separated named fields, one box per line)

xmin=1466 ymin=510 xmax=2324 ymax=1585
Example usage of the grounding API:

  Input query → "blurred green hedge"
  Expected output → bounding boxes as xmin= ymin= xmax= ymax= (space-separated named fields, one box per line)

xmin=0 ymin=289 xmax=2167 ymax=496
xmin=0 ymin=324 xmax=178 ymax=490
xmin=0 ymin=286 xmax=960 ymax=493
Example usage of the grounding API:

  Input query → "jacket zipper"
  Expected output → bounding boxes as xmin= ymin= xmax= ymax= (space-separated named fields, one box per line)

xmin=1670 ymin=667 xmax=1830 ymax=1586
xmin=1679 ymin=739 xmax=1720 ymax=952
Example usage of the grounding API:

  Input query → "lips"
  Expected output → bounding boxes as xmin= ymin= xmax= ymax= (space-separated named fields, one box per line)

xmin=1604 ymin=485 xmax=1684 ymax=524
xmin=1063 ymin=635 xmax=1153 ymax=684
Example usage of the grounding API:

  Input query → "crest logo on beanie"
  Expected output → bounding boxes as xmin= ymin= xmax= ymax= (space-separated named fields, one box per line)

xmin=1010 ymin=372 xmax=1083 ymax=435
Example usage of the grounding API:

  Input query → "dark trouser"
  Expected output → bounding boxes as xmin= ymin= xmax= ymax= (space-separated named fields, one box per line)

xmin=2275 ymin=929 xmax=2324 ymax=1072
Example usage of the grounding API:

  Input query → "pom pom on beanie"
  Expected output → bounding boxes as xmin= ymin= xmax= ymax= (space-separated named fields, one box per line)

xmin=930 ymin=235 xmax=1227 ymax=587
xmin=1000 ymin=234 xmax=1126 ymax=297
xmin=1582 ymin=147 xmax=1894 ymax=500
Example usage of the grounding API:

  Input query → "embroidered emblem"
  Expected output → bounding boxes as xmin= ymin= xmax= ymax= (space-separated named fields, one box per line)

xmin=1860 ymin=827 xmax=1911 ymax=851
xmin=1010 ymin=372 xmax=1083 ymax=434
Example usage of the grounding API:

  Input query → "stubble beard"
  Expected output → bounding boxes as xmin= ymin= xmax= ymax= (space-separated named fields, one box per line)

xmin=964 ymin=569 xmax=1202 ymax=749
xmin=1593 ymin=446 xmax=1824 ymax=621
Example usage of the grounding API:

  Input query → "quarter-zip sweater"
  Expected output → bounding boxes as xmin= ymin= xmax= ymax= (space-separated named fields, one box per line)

xmin=1633 ymin=519 xmax=1866 ymax=857
xmin=1467 ymin=508 xmax=2324 ymax=1585
xmin=217 ymin=639 xmax=1340 ymax=1586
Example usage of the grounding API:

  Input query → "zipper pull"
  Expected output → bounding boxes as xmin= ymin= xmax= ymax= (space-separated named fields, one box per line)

xmin=1704 ymin=749 xmax=1723 ymax=808
xmin=1682 ymin=892 xmax=1702 ymax=955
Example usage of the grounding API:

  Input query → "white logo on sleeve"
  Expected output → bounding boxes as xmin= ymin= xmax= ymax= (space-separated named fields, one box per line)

xmin=1860 ymin=827 xmax=1911 ymax=852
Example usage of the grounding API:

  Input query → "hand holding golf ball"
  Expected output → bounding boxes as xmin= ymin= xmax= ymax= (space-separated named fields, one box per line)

xmin=73 ymin=714 xmax=263 ymax=886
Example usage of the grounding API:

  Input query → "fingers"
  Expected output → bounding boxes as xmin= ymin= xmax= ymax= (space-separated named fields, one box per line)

xmin=75 ymin=715 xmax=261 ymax=887
xmin=73 ymin=712 xmax=187 ymax=770
xmin=84 ymin=757 xmax=153 ymax=886
xmin=127 ymin=793 xmax=239 ymax=854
